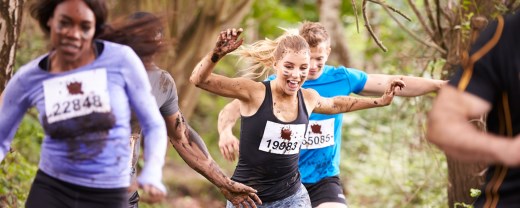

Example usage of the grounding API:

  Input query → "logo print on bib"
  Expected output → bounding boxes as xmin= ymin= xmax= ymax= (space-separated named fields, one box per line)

xmin=310 ymin=123 xmax=322 ymax=134
xmin=67 ymin=81 xmax=84 ymax=95
xmin=281 ymin=127 xmax=292 ymax=140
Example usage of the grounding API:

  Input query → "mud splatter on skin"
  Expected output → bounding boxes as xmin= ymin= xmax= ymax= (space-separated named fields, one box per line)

xmin=172 ymin=113 xmax=209 ymax=158
xmin=186 ymin=125 xmax=210 ymax=158
xmin=175 ymin=114 xmax=184 ymax=129
xmin=211 ymin=53 xmax=220 ymax=63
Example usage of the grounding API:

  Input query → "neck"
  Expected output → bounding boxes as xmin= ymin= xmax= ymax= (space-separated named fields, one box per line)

xmin=271 ymin=80 xmax=297 ymax=99
xmin=144 ymin=62 xmax=158 ymax=71
xmin=49 ymin=47 xmax=96 ymax=73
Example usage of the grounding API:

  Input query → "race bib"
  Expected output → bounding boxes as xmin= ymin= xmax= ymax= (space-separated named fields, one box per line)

xmin=258 ymin=121 xmax=306 ymax=155
xmin=301 ymin=118 xmax=335 ymax=149
xmin=43 ymin=68 xmax=111 ymax=124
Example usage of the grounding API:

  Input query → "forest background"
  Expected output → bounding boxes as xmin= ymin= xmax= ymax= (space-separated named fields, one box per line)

xmin=1 ymin=0 xmax=518 ymax=207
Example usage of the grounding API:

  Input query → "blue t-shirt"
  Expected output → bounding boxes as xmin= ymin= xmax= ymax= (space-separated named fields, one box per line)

xmin=0 ymin=40 xmax=167 ymax=191
xmin=268 ymin=65 xmax=367 ymax=183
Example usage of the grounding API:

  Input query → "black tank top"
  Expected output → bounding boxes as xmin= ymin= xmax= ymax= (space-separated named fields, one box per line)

xmin=232 ymin=81 xmax=309 ymax=202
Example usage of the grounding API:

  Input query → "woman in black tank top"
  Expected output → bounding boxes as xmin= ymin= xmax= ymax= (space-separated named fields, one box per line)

xmin=191 ymin=28 xmax=405 ymax=207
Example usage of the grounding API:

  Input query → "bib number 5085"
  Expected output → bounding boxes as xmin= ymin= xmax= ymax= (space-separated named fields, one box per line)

xmin=302 ymin=134 xmax=331 ymax=146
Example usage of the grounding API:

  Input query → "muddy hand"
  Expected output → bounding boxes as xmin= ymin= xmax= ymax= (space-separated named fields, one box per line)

xmin=220 ymin=180 xmax=262 ymax=208
xmin=381 ymin=79 xmax=406 ymax=105
xmin=212 ymin=28 xmax=244 ymax=62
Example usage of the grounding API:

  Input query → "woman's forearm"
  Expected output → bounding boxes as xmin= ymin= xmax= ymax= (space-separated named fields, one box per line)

xmin=190 ymin=52 xmax=219 ymax=86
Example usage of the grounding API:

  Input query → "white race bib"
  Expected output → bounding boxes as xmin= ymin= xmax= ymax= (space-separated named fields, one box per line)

xmin=43 ymin=68 xmax=111 ymax=124
xmin=258 ymin=121 xmax=306 ymax=155
xmin=301 ymin=118 xmax=335 ymax=149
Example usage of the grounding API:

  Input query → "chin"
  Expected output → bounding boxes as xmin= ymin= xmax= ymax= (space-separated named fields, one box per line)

xmin=283 ymin=88 xmax=299 ymax=96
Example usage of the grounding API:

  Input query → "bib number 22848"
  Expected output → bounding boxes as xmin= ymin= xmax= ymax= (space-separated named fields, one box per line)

xmin=43 ymin=68 xmax=111 ymax=124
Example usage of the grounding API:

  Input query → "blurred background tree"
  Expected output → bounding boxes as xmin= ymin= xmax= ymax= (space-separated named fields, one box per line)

xmin=1 ymin=0 xmax=519 ymax=207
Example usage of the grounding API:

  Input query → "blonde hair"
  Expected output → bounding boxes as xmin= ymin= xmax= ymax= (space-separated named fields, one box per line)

xmin=234 ymin=31 xmax=309 ymax=79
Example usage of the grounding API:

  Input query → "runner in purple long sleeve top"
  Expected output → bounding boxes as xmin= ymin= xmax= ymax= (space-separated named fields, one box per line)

xmin=0 ymin=0 xmax=167 ymax=207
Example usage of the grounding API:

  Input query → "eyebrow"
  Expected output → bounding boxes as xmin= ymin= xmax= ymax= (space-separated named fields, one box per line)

xmin=60 ymin=14 xmax=93 ymax=25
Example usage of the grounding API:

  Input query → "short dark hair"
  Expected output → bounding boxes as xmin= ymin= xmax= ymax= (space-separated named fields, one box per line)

xmin=30 ymin=0 xmax=108 ymax=37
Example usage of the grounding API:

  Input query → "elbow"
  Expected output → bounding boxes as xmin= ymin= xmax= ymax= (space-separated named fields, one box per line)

xmin=189 ymin=74 xmax=200 ymax=86
xmin=426 ymin=110 xmax=443 ymax=146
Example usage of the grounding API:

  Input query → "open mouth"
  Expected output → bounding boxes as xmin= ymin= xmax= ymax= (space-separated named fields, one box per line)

xmin=286 ymin=80 xmax=299 ymax=91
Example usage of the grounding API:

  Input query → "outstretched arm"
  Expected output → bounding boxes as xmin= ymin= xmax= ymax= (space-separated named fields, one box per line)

xmin=312 ymin=79 xmax=405 ymax=114
xmin=427 ymin=85 xmax=520 ymax=165
xmin=361 ymin=74 xmax=445 ymax=97
xmin=190 ymin=28 xmax=259 ymax=102
xmin=165 ymin=111 xmax=261 ymax=207
xmin=218 ymin=99 xmax=241 ymax=162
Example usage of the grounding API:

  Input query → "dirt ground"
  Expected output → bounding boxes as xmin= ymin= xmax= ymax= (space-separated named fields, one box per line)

xmin=140 ymin=158 xmax=232 ymax=208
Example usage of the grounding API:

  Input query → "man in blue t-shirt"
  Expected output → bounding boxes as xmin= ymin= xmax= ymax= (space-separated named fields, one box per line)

xmin=218 ymin=22 xmax=445 ymax=208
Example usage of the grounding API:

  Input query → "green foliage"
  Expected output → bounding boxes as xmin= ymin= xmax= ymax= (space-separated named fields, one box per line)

xmin=0 ymin=112 xmax=43 ymax=207
xmin=470 ymin=188 xmax=481 ymax=198
xmin=342 ymin=95 xmax=447 ymax=207
xmin=244 ymin=0 xmax=318 ymax=38
xmin=452 ymin=188 xmax=481 ymax=208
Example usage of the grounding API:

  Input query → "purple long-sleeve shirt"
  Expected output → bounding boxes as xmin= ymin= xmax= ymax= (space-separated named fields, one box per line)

xmin=0 ymin=40 xmax=167 ymax=192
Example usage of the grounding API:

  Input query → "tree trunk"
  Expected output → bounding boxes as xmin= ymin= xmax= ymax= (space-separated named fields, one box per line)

xmin=433 ymin=1 xmax=497 ymax=206
xmin=317 ymin=0 xmax=351 ymax=67
xmin=0 ymin=0 xmax=24 ymax=94
xmin=109 ymin=0 xmax=253 ymax=119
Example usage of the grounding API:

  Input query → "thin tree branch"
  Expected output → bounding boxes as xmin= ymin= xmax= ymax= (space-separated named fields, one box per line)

xmin=368 ymin=0 xmax=412 ymax=22
xmin=407 ymin=0 xmax=435 ymax=40
xmin=424 ymin=0 xmax=437 ymax=34
xmin=351 ymin=0 xmax=360 ymax=33
xmin=362 ymin=0 xmax=387 ymax=52
xmin=435 ymin=0 xmax=445 ymax=49
xmin=380 ymin=1 xmax=447 ymax=54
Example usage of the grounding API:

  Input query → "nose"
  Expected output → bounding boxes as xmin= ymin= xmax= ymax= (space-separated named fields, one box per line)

xmin=310 ymin=59 xmax=318 ymax=70
xmin=290 ymin=70 xmax=300 ymax=77
xmin=64 ymin=26 xmax=81 ymax=40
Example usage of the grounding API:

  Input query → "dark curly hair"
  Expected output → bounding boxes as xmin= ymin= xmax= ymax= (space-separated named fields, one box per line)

xmin=30 ymin=0 xmax=108 ymax=37
xmin=98 ymin=12 xmax=166 ymax=61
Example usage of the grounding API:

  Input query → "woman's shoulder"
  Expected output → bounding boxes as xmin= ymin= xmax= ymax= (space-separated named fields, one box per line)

xmin=14 ymin=55 xmax=48 ymax=79
xmin=97 ymin=40 xmax=134 ymax=55
xmin=95 ymin=40 xmax=142 ymax=67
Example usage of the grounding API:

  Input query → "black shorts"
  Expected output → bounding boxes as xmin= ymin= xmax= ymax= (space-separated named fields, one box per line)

xmin=128 ymin=191 xmax=140 ymax=208
xmin=26 ymin=170 xmax=128 ymax=208
xmin=304 ymin=176 xmax=347 ymax=207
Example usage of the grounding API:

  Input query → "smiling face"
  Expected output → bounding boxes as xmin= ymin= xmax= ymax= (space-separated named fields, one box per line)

xmin=307 ymin=41 xmax=331 ymax=80
xmin=47 ymin=0 xmax=96 ymax=63
xmin=274 ymin=50 xmax=310 ymax=96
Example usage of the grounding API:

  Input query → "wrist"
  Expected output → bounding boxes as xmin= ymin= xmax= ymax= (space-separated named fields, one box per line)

xmin=377 ymin=97 xmax=388 ymax=106
xmin=210 ymin=49 xmax=225 ymax=63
